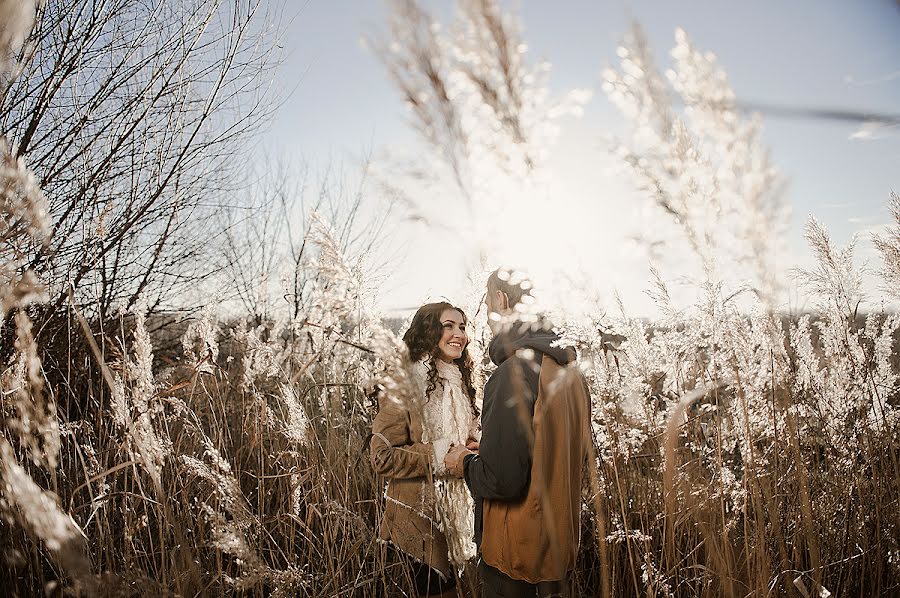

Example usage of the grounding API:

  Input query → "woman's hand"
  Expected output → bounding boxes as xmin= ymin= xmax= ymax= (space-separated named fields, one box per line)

xmin=465 ymin=438 xmax=479 ymax=451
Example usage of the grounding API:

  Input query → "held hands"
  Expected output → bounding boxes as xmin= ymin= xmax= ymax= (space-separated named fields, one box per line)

xmin=444 ymin=442 xmax=476 ymax=478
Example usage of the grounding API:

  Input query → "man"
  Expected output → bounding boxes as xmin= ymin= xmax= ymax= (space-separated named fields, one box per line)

xmin=445 ymin=268 xmax=592 ymax=598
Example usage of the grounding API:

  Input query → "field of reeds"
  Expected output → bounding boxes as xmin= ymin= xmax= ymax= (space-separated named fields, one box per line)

xmin=2 ymin=1 xmax=899 ymax=597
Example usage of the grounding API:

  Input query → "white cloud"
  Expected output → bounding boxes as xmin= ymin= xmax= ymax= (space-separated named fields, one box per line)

xmin=849 ymin=121 xmax=898 ymax=141
xmin=844 ymin=69 xmax=900 ymax=87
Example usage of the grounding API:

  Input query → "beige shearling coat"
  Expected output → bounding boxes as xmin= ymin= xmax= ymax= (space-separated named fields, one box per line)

xmin=370 ymin=382 xmax=452 ymax=578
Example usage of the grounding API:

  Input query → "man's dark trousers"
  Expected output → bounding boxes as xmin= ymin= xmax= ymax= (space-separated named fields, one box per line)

xmin=479 ymin=560 xmax=571 ymax=598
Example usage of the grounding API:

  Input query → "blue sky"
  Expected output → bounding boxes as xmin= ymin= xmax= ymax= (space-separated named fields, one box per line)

xmin=265 ymin=1 xmax=900 ymax=315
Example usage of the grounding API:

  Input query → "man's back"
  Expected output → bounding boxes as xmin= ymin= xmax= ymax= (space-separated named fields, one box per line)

xmin=464 ymin=326 xmax=591 ymax=583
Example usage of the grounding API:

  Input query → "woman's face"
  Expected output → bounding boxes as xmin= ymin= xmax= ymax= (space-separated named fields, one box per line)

xmin=436 ymin=308 xmax=467 ymax=362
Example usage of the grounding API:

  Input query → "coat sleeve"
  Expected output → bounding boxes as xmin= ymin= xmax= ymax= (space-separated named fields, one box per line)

xmin=369 ymin=394 xmax=433 ymax=479
xmin=463 ymin=357 xmax=537 ymax=500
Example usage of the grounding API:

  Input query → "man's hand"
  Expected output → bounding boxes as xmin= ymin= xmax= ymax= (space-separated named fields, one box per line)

xmin=466 ymin=438 xmax=479 ymax=451
xmin=444 ymin=443 xmax=474 ymax=478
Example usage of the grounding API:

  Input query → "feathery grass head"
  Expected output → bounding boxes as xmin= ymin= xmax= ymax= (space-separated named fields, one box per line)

xmin=873 ymin=191 xmax=900 ymax=301
xmin=0 ymin=0 xmax=37 ymax=79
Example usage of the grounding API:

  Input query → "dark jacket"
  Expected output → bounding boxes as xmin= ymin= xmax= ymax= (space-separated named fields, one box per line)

xmin=463 ymin=324 xmax=591 ymax=583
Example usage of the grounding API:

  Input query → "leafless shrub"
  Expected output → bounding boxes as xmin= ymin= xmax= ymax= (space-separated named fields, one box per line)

xmin=0 ymin=0 xmax=281 ymax=324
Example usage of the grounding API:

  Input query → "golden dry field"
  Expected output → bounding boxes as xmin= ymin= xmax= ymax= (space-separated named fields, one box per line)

xmin=1 ymin=1 xmax=899 ymax=597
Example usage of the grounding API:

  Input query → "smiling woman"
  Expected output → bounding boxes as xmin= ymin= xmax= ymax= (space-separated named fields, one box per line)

xmin=369 ymin=301 xmax=481 ymax=596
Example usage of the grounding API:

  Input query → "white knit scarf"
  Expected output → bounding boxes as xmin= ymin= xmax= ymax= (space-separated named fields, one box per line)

xmin=418 ymin=359 xmax=478 ymax=571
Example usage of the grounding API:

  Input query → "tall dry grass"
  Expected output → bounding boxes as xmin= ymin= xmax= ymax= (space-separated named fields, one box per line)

xmin=5 ymin=208 xmax=897 ymax=597
xmin=3 ymin=214 xmax=418 ymax=596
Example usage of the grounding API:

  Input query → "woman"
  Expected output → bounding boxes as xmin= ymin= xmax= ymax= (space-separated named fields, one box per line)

xmin=370 ymin=302 xmax=480 ymax=597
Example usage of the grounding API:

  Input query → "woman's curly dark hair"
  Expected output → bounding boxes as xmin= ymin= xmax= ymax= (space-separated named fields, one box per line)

xmin=402 ymin=302 xmax=478 ymax=414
